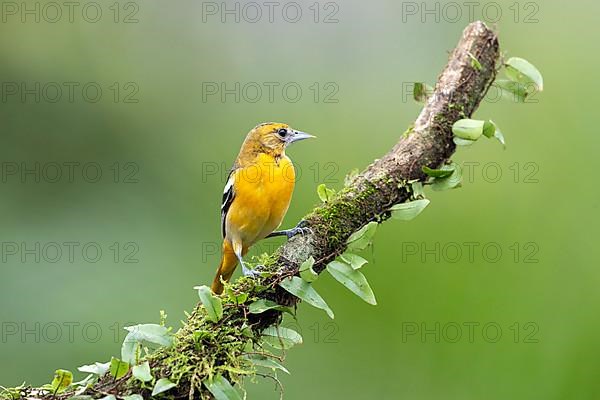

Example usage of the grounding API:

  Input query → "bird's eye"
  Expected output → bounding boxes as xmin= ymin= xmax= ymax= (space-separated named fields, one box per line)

xmin=277 ymin=128 xmax=287 ymax=137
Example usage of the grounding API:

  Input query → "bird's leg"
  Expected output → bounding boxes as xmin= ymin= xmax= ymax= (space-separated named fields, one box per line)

xmin=267 ymin=220 xmax=312 ymax=239
xmin=233 ymin=241 xmax=258 ymax=277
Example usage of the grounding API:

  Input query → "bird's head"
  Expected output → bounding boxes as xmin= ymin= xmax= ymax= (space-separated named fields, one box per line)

xmin=248 ymin=122 xmax=315 ymax=153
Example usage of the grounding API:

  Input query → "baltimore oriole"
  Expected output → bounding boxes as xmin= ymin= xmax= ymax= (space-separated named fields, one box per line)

xmin=211 ymin=122 xmax=315 ymax=294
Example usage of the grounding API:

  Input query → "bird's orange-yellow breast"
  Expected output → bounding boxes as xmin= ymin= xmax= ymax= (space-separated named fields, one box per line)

xmin=225 ymin=152 xmax=295 ymax=246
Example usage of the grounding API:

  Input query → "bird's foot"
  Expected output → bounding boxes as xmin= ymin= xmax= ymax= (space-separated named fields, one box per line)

xmin=266 ymin=220 xmax=313 ymax=240
xmin=277 ymin=220 xmax=311 ymax=239
xmin=286 ymin=221 xmax=313 ymax=239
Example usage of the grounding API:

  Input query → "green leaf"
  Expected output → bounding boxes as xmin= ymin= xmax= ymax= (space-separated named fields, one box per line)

xmin=452 ymin=119 xmax=485 ymax=141
xmin=204 ymin=375 xmax=242 ymax=400
xmin=226 ymin=287 xmax=248 ymax=304
xmin=427 ymin=164 xmax=458 ymax=179
xmin=340 ymin=253 xmax=368 ymax=270
xmin=346 ymin=221 xmax=378 ymax=251
xmin=109 ymin=357 xmax=129 ymax=380
xmin=431 ymin=162 xmax=462 ymax=192
xmin=152 ymin=378 xmax=177 ymax=396
xmin=248 ymin=299 xmax=294 ymax=315
xmin=121 ymin=324 xmax=173 ymax=365
xmin=390 ymin=199 xmax=430 ymax=221
xmin=51 ymin=369 xmax=73 ymax=394
xmin=247 ymin=355 xmax=290 ymax=374
xmin=483 ymin=120 xmax=496 ymax=138
xmin=453 ymin=137 xmax=477 ymax=146
xmin=317 ymin=183 xmax=335 ymax=202
xmin=483 ymin=120 xmax=506 ymax=148
xmin=410 ymin=181 xmax=426 ymax=199
xmin=124 ymin=324 xmax=173 ymax=347
xmin=413 ymin=82 xmax=433 ymax=103
xmin=505 ymin=57 xmax=543 ymax=91
xmin=123 ymin=395 xmax=144 ymax=400
xmin=494 ymin=125 xmax=506 ymax=148
xmin=422 ymin=165 xmax=454 ymax=178
xmin=262 ymin=326 xmax=303 ymax=349
xmin=132 ymin=361 xmax=152 ymax=382
xmin=326 ymin=261 xmax=377 ymax=305
xmin=195 ymin=285 xmax=224 ymax=323
xmin=121 ymin=332 xmax=140 ymax=365
xmin=468 ymin=52 xmax=482 ymax=70
xmin=99 ymin=396 xmax=116 ymax=400
xmin=71 ymin=374 xmax=96 ymax=390
xmin=279 ymin=276 xmax=334 ymax=319
xmin=78 ymin=362 xmax=110 ymax=376
xmin=494 ymin=79 xmax=528 ymax=102
xmin=299 ymin=256 xmax=318 ymax=283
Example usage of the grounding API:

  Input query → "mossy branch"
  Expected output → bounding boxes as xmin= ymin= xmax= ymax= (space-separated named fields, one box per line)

xmin=11 ymin=21 xmax=499 ymax=400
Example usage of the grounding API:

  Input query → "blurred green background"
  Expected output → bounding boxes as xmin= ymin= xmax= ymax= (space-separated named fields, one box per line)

xmin=1 ymin=0 xmax=598 ymax=398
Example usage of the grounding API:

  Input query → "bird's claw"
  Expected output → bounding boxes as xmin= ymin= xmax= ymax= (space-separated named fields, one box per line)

xmin=286 ymin=221 xmax=313 ymax=239
xmin=286 ymin=226 xmax=312 ymax=238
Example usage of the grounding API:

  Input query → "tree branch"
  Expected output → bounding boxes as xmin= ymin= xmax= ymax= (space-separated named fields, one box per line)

xmin=11 ymin=21 xmax=499 ymax=400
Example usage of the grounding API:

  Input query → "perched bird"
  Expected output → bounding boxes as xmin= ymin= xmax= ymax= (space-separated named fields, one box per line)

xmin=211 ymin=122 xmax=315 ymax=294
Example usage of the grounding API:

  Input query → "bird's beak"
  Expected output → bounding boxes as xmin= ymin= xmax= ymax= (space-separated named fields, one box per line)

xmin=288 ymin=130 xmax=316 ymax=143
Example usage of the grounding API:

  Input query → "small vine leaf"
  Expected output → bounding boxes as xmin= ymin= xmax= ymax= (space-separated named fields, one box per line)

xmin=422 ymin=165 xmax=454 ymax=178
xmin=299 ymin=256 xmax=318 ymax=282
xmin=132 ymin=361 xmax=153 ymax=382
xmin=195 ymin=285 xmax=224 ymax=323
xmin=411 ymin=181 xmax=426 ymax=199
xmin=123 ymin=395 xmax=144 ymax=400
xmin=390 ymin=199 xmax=430 ymax=221
xmin=121 ymin=332 xmax=140 ymax=365
xmin=452 ymin=119 xmax=485 ymax=141
xmin=152 ymin=378 xmax=177 ymax=396
xmin=262 ymin=326 xmax=303 ymax=350
xmin=483 ymin=120 xmax=496 ymax=138
xmin=204 ymin=375 xmax=242 ymax=400
xmin=340 ymin=253 xmax=368 ymax=270
xmin=279 ymin=276 xmax=334 ymax=319
xmin=71 ymin=374 xmax=96 ymax=391
xmin=248 ymin=299 xmax=294 ymax=315
xmin=226 ymin=287 xmax=248 ymax=304
xmin=505 ymin=57 xmax=543 ymax=91
xmin=247 ymin=355 xmax=290 ymax=374
xmin=494 ymin=126 xmax=506 ymax=148
xmin=109 ymin=357 xmax=129 ymax=380
xmin=431 ymin=162 xmax=462 ymax=192
xmin=413 ymin=82 xmax=433 ymax=103
xmin=326 ymin=261 xmax=377 ymax=305
xmin=454 ymin=137 xmax=476 ymax=146
xmin=484 ymin=120 xmax=506 ymax=148
xmin=346 ymin=221 xmax=378 ymax=251
xmin=51 ymin=369 xmax=73 ymax=394
xmin=124 ymin=324 xmax=173 ymax=347
xmin=317 ymin=183 xmax=335 ymax=202
xmin=77 ymin=362 xmax=110 ymax=376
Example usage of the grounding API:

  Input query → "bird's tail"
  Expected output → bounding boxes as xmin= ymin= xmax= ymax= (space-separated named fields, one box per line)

xmin=211 ymin=240 xmax=238 ymax=294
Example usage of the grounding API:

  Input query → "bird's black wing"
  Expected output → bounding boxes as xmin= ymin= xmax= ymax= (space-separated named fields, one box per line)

xmin=221 ymin=169 xmax=236 ymax=238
